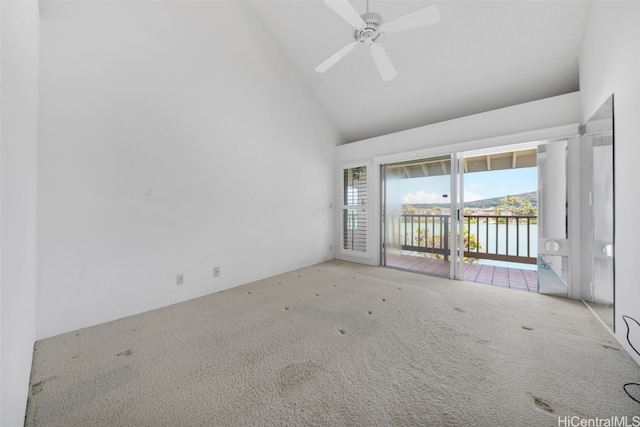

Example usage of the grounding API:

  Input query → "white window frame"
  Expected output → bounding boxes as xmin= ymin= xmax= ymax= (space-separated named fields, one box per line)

xmin=340 ymin=162 xmax=370 ymax=257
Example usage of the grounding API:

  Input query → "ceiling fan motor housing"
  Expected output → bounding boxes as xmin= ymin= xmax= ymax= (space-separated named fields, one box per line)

xmin=317 ymin=2 xmax=440 ymax=80
xmin=354 ymin=12 xmax=383 ymax=44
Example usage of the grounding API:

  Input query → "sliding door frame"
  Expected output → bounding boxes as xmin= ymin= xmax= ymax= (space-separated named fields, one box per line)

xmin=451 ymin=153 xmax=465 ymax=280
xmin=381 ymin=153 xmax=465 ymax=280
xmin=338 ymin=124 xmax=581 ymax=271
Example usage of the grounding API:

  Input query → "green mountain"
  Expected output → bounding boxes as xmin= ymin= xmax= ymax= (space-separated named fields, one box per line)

xmin=406 ymin=191 xmax=537 ymax=210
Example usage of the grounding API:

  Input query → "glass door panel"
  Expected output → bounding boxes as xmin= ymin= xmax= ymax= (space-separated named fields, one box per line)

xmin=381 ymin=164 xmax=403 ymax=266
xmin=383 ymin=156 xmax=454 ymax=279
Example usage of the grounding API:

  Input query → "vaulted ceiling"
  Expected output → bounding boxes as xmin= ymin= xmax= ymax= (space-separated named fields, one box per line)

xmin=248 ymin=0 xmax=592 ymax=143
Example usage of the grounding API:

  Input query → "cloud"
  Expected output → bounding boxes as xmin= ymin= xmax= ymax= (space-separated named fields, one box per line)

xmin=466 ymin=180 xmax=505 ymax=196
xmin=402 ymin=191 xmax=446 ymax=204
xmin=464 ymin=190 xmax=484 ymax=202
xmin=402 ymin=190 xmax=485 ymax=204
xmin=466 ymin=182 xmax=483 ymax=190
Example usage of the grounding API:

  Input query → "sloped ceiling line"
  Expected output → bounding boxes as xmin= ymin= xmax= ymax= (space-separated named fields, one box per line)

xmin=249 ymin=1 xmax=591 ymax=143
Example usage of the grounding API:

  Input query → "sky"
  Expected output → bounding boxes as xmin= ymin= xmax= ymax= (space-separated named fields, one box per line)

xmin=400 ymin=167 xmax=537 ymax=204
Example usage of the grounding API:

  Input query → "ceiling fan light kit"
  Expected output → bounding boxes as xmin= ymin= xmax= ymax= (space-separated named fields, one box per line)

xmin=316 ymin=0 xmax=440 ymax=81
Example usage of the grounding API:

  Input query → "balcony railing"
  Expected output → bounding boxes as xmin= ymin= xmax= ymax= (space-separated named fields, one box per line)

xmin=399 ymin=214 xmax=537 ymax=265
xmin=400 ymin=214 xmax=451 ymax=260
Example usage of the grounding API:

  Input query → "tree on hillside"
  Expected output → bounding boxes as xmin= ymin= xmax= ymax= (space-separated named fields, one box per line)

xmin=403 ymin=205 xmax=416 ymax=215
xmin=516 ymin=200 xmax=536 ymax=216
xmin=500 ymin=195 xmax=520 ymax=212
xmin=497 ymin=195 xmax=537 ymax=216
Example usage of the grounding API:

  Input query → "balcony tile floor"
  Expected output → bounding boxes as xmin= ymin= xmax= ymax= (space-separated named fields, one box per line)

xmin=386 ymin=253 xmax=538 ymax=293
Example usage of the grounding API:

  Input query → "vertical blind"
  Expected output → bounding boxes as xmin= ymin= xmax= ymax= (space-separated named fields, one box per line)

xmin=342 ymin=166 xmax=367 ymax=253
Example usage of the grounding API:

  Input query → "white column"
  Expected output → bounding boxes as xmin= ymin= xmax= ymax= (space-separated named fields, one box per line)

xmin=541 ymin=141 xmax=567 ymax=278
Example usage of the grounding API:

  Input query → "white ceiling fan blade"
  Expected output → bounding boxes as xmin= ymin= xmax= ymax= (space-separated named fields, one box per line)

xmin=315 ymin=41 xmax=358 ymax=73
xmin=370 ymin=43 xmax=397 ymax=81
xmin=323 ymin=0 xmax=365 ymax=29
xmin=382 ymin=4 xmax=440 ymax=35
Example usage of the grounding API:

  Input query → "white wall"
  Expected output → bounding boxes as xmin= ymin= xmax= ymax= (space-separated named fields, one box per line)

xmin=335 ymin=93 xmax=581 ymax=266
xmin=336 ymin=93 xmax=581 ymax=162
xmin=0 ymin=1 xmax=39 ymax=425
xmin=37 ymin=1 xmax=342 ymax=339
xmin=580 ymin=1 xmax=640 ymax=365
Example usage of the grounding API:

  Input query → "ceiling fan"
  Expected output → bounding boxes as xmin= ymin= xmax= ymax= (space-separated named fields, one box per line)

xmin=315 ymin=0 xmax=440 ymax=81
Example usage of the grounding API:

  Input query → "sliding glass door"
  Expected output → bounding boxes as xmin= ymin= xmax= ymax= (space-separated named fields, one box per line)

xmin=379 ymin=125 xmax=613 ymax=309
xmin=383 ymin=148 xmax=540 ymax=287
xmin=382 ymin=155 xmax=461 ymax=279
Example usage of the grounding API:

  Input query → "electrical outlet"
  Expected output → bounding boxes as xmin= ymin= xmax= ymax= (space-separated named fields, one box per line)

xmin=213 ymin=267 xmax=220 ymax=278
xmin=177 ymin=274 xmax=184 ymax=286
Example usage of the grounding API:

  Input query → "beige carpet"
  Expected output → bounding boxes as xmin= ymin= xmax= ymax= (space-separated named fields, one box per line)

xmin=26 ymin=260 xmax=640 ymax=426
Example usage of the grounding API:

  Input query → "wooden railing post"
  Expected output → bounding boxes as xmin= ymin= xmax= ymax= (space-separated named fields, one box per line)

xmin=396 ymin=214 xmax=536 ymax=265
